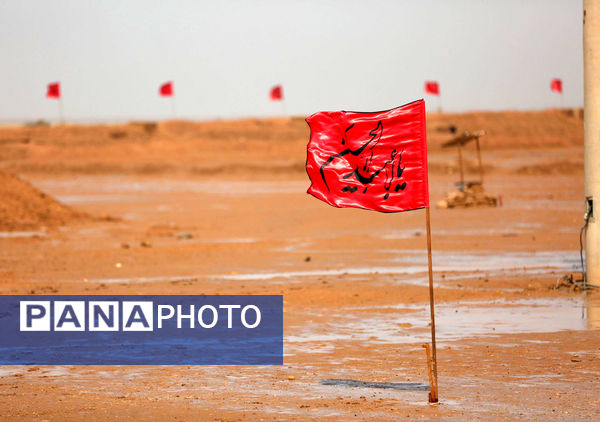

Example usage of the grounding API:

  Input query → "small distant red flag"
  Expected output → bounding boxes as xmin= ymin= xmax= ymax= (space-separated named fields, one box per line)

xmin=270 ymin=85 xmax=283 ymax=101
xmin=160 ymin=81 xmax=173 ymax=97
xmin=46 ymin=82 xmax=60 ymax=99
xmin=306 ymin=99 xmax=429 ymax=213
xmin=424 ymin=81 xmax=439 ymax=96
xmin=551 ymin=78 xmax=562 ymax=94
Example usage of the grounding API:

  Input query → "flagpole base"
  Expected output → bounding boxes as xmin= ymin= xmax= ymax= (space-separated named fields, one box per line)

xmin=422 ymin=343 xmax=438 ymax=403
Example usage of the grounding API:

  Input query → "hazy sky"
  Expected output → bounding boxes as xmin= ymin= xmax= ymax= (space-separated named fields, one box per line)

xmin=0 ymin=0 xmax=583 ymax=122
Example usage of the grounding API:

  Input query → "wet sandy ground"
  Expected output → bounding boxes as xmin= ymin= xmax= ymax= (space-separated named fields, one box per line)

xmin=0 ymin=159 xmax=599 ymax=419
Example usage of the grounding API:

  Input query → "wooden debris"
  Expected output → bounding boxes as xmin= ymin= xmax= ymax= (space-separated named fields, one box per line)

xmin=437 ymin=183 xmax=498 ymax=209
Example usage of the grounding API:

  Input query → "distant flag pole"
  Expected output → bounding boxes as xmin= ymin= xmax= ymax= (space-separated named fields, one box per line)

xmin=159 ymin=81 xmax=175 ymax=117
xmin=306 ymin=99 xmax=439 ymax=402
xmin=270 ymin=84 xmax=285 ymax=116
xmin=424 ymin=81 xmax=441 ymax=113
xmin=46 ymin=81 xmax=64 ymax=124
xmin=551 ymin=78 xmax=563 ymax=108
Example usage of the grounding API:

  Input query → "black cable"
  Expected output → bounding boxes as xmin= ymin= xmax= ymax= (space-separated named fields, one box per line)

xmin=580 ymin=215 xmax=589 ymax=289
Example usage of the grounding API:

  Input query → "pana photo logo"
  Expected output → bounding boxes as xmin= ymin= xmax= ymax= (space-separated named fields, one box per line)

xmin=0 ymin=295 xmax=282 ymax=365
xmin=20 ymin=300 xmax=262 ymax=332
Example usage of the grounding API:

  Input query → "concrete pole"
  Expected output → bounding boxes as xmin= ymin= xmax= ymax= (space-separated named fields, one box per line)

xmin=584 ymin=0 xmax=600 ymax=283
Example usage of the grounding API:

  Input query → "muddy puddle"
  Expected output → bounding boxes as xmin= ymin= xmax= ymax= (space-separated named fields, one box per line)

xmin=286 ymin=297 xmax=597 ymax=349
xmin=31 ymin=249 xmax=579 ymax=286
xmin=506 ymin=199 xmax=582 ymax=211
xmin=0 ymin=231 xmax=47 ymax=238
xmin=219 ymin=250 xmax=580 ymax=283
xmin=320 ymin=379 xmax=428 ymax=391
xmin=199 ymin=237 xmax=258 ymax=244
xmin=379 ymin=223 xmax=544 ymax=239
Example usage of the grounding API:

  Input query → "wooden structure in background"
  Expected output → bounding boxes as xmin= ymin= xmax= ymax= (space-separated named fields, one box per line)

xmin=441 ymin=130 xmax=486 ymax=191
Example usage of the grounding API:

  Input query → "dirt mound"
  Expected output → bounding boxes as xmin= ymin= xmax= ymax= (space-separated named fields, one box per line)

xmin=428 ymin=159 xmax=495 ymax=175
xmin=0 ymin=109 xmax=584 ymax=176
xmin=159 ymin=117 xmax=307 ymax=142
xmin=0 ymin=171 xmax=81 ymax=231
xmin=516 ymin=160 xmax=583 ymax=175
xmin=427 ymin=109 xmax=583 ymax=150
xmin=437 ymin=184 xmax=499 ymax=209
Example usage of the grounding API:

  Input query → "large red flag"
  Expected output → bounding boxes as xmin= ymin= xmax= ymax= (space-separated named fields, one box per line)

xmin=424 ymin=81 xmax=439 ymax=96
xmin=46 ymin=82 xmax=60 ymax=99
xmin=306 ymin=100 xmax=429 ymax=213
xmin=550 ymin=78 xmax=562 ymax=94
xmin=270 ymin=85 xmax=283 ymax=101
xmin=160 ymin=81 xmax=173 ymax=97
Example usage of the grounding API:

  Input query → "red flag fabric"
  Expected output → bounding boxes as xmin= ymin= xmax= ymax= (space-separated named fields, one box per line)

xmin=424 ymin=81 xmax=439 ymax=96
xmin=160 ymin=81 xmax=173 ymax=97
xmin=306 ymin=99 xmax=429 ymax=213
xmin=550 ymin=78 xmax=562 ymax=94
xmin=270 ymin=85 xmax=283 ymax=101
xmin=46 ymin=82 xmax=60 ymax=99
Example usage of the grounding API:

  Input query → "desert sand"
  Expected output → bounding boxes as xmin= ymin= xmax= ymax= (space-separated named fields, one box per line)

xmin=0 ymin=109 xmax=598 ymax=421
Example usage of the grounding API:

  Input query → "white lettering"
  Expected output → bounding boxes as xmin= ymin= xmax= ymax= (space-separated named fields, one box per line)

xmin=241 ymin=305 xmax=261 ymax=328
xmin=198 ymin=305 xmax=218 ymax=328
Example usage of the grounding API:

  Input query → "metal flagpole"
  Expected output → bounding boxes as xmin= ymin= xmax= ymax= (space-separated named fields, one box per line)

xmin=425 ymin=206 xmax=438 ymax=403
xmin=171 ymin=96 xmax=176 ymax=118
